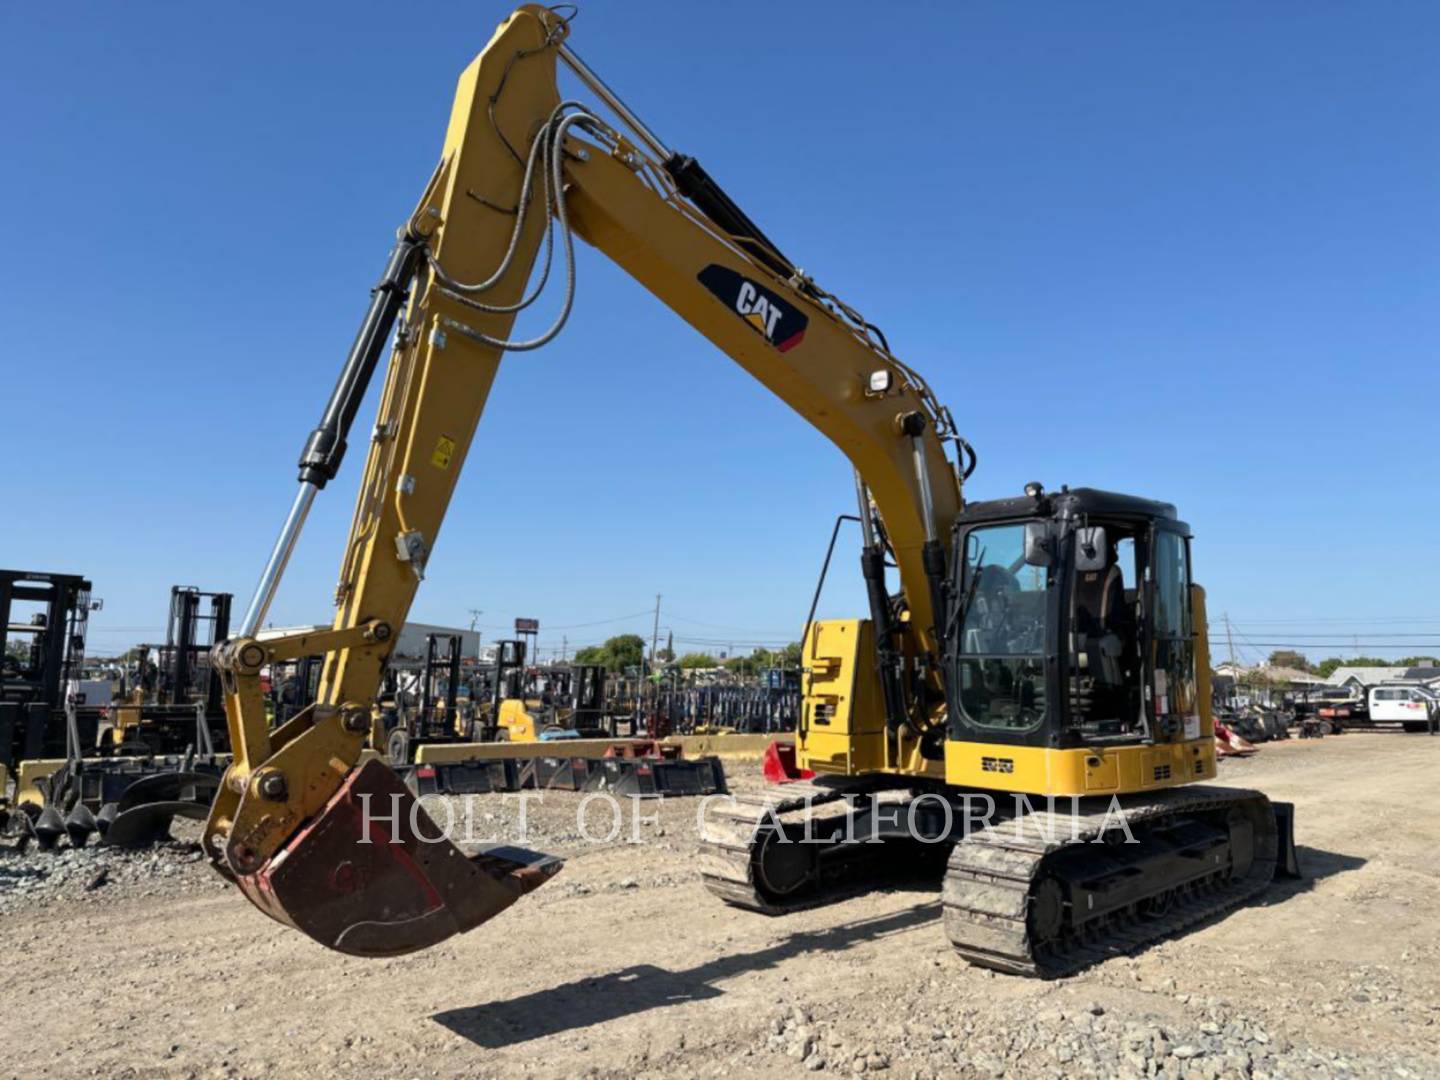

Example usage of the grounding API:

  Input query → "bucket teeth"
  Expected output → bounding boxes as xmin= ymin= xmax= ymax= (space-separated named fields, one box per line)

xmin=33 ymin=806 xmax=66 ymax=851
xmin=65 ymin=803 xmax=98 ymax=848
xmin=96 ymin=802 xmax=119 ymax=837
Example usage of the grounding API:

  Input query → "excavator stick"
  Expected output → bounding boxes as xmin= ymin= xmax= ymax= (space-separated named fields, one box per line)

xmin=233 ymin=759 xmax=560 ymax=957
xmin=206 ymin=3 xmax=571 ymax=956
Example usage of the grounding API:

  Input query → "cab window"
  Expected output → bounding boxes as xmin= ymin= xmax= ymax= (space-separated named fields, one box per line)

xmin=956 ymin=523 xmax=1047 ymax=734
xmin=1151 ymin=530 xmax=1197 ymax=728
xmin=1067 ymin=523 xmax=1144 ymax=739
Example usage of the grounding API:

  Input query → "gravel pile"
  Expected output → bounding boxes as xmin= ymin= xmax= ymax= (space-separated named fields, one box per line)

xmin=0 ymin=823 xmax=223 ymax=913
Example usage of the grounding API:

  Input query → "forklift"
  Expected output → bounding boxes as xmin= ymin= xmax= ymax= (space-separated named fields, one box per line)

xmin=104 ymin=587 xmax=232 ymax=755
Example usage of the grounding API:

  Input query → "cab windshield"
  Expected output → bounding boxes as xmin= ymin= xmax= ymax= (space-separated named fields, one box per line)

xmin=955 ymin=523 xmax=1047 ymax=733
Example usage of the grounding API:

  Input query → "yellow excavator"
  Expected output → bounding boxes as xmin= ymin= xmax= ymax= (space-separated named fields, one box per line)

xmin=206 ymin=4 xmax=1297 ymax=972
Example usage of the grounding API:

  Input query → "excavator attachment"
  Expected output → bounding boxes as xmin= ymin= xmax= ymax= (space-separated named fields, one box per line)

xmin=233 ymin=759 xmax=560 ymax=957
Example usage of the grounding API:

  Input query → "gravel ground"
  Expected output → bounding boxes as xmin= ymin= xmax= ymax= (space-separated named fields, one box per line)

xmin=1 ymin=732 xmax=1437 ymax=1079
xmin=0 ymin=827 xmax=223 ymax=915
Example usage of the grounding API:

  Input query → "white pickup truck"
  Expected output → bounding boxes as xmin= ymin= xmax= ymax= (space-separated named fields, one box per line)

xmin=1367 ymin=684 xmax=1437 ymax=733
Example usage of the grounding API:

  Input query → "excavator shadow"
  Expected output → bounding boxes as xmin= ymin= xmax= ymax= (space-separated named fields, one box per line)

xmin=432 ymin=901 xmax=940 ymax=1049
xmin=1261 ymin=845 xmax=1367 ymax=902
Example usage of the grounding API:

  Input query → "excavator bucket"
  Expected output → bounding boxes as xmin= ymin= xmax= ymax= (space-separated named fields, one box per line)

xmin=234 ymin=758 xmax=560 ymax=957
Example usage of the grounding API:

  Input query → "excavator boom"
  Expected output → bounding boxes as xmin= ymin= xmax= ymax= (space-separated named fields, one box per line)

xmin=205 ymin=4 xmax=963 ymax=955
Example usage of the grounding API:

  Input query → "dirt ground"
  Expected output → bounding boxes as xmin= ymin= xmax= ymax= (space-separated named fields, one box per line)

xmin=2 ymin=732 xmax=1438 ymax=1080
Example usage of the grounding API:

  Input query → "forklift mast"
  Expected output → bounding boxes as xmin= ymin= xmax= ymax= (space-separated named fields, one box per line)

xmin=164 ymin=587 xmax=233 ymax=715
xmin=420 ymin=632 xmax=465 ymax=732
xmin=0 ymin=569 xmax=94 ymax=770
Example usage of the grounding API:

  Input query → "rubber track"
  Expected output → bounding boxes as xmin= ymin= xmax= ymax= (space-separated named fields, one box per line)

xmin=942 ymin=785 xmax=1279 ymax=978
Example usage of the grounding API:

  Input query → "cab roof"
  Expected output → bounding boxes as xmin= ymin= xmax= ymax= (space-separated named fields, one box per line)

xmin=957 ymin=486 xmax=1182 ymax=529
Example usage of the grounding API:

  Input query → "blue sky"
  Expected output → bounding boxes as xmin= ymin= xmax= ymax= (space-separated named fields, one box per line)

xmin=3 ymin=2 xmax=1437 ymax=665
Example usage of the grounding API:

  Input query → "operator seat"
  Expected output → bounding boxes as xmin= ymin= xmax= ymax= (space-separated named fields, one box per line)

xmin=1071 ymin=560 xmax=1126 ymax=688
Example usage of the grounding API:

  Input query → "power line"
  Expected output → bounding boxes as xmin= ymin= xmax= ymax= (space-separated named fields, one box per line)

xmin=1221 ymin=617 xmax=1440 ymax=625
xmin=1221 ymin=642 xmax=1440 ymax=649
xmin=1207 ymin=630 xmax=1440 ymax=640
xmin=467 ymin=608 xmax=656 ymax=633
xmin=666 ymin=611 xmax=798 ymax=636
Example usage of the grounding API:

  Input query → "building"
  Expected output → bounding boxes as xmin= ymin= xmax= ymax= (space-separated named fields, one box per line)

xmin=1324 ymin=666 xmax=1409 ymax=691
xmin=1212 ymin=662 xmax=1323 ymax=706
xmin=1403 ymin=666 xmax=1440 ymax=690
xmin=392 ymin=622 xmax=482 ymax=662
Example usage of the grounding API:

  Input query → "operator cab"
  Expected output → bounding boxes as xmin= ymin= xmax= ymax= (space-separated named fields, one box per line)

xmin=944 ymin=486 xmax=1198 ymax=751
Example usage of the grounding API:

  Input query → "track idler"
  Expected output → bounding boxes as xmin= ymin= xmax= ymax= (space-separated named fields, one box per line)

xmin=228 ymin=758 xmax=561 ymax=957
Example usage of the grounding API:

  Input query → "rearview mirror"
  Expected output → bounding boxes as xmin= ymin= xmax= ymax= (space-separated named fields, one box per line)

xmin=1023 ymin=522 xmax=1052 ymax=567
xmin=1075 ymin=526 xmax=1108 ymax=572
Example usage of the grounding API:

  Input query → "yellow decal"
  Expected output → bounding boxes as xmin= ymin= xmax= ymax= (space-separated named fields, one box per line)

xmin=431 ymin=435 xmax=456 ymax=470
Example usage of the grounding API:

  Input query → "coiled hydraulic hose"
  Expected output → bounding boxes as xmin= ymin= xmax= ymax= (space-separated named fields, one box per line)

xmin=426 ymin=103 xmax=600 ymax=352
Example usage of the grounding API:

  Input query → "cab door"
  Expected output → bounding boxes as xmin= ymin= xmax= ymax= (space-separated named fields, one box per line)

xmin=1146 ymin=527 xmax=1198 ymax=743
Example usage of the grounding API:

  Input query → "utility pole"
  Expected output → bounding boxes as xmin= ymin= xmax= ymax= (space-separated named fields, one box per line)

xmin=649 ymin=594 xmax=662 ymax=720
xmin=1224 ymin=612 xmax=1236 ymax=667
xmin=562 ymin=634 xmax=568 ymax=662
xmin=468 ymin=609 xmax=483 ymax=632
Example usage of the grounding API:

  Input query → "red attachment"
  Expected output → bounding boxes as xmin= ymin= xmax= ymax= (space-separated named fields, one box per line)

xmin=762 ymin=740 xmax=814 ymax=784
xmin=1214 ymin=721 xmax=1257 ymax=757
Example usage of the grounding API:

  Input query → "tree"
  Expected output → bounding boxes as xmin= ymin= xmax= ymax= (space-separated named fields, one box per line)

xmin=724 ymin=647 xmax=787 ymax=676
xmin=1393 ymin=656 xmax=1440 ymax=669
xmin=1313 ymin=656 xmax=1392 ymax=679
xmin=678 ymin=652 xmax=718 ymax=669
xmin=1237 ymin=667 xmax=1267 ymax=688
xmin=573 ymin=633 xmax=647 ymax=673
xmin=1267 ymin=650 xmax=1310 ymax=672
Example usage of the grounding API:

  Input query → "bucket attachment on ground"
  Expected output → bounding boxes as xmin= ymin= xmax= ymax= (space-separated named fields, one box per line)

xmin=583 ymin=754 xmax=727 ymax=797
xmin=604 ymin=740 xmax=681 ymax=760
xmin=403 ymin=758 xmax=520 ymax=797
xmin=1214 ymin=721 xmax=1257 ymax=757
xmin=518 ymin=754 xmax=596 ymax=791
xmin=231 ymin=758 xmax=560 ymax=957
xmin=398 ymin=743 xmax=728 ymax=799
xmin=762 ymin=740 xmax=814 ymax=784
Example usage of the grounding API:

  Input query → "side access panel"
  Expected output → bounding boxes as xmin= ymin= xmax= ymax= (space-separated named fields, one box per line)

xmin=797 ymin=619 xmax=886 ymax=777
